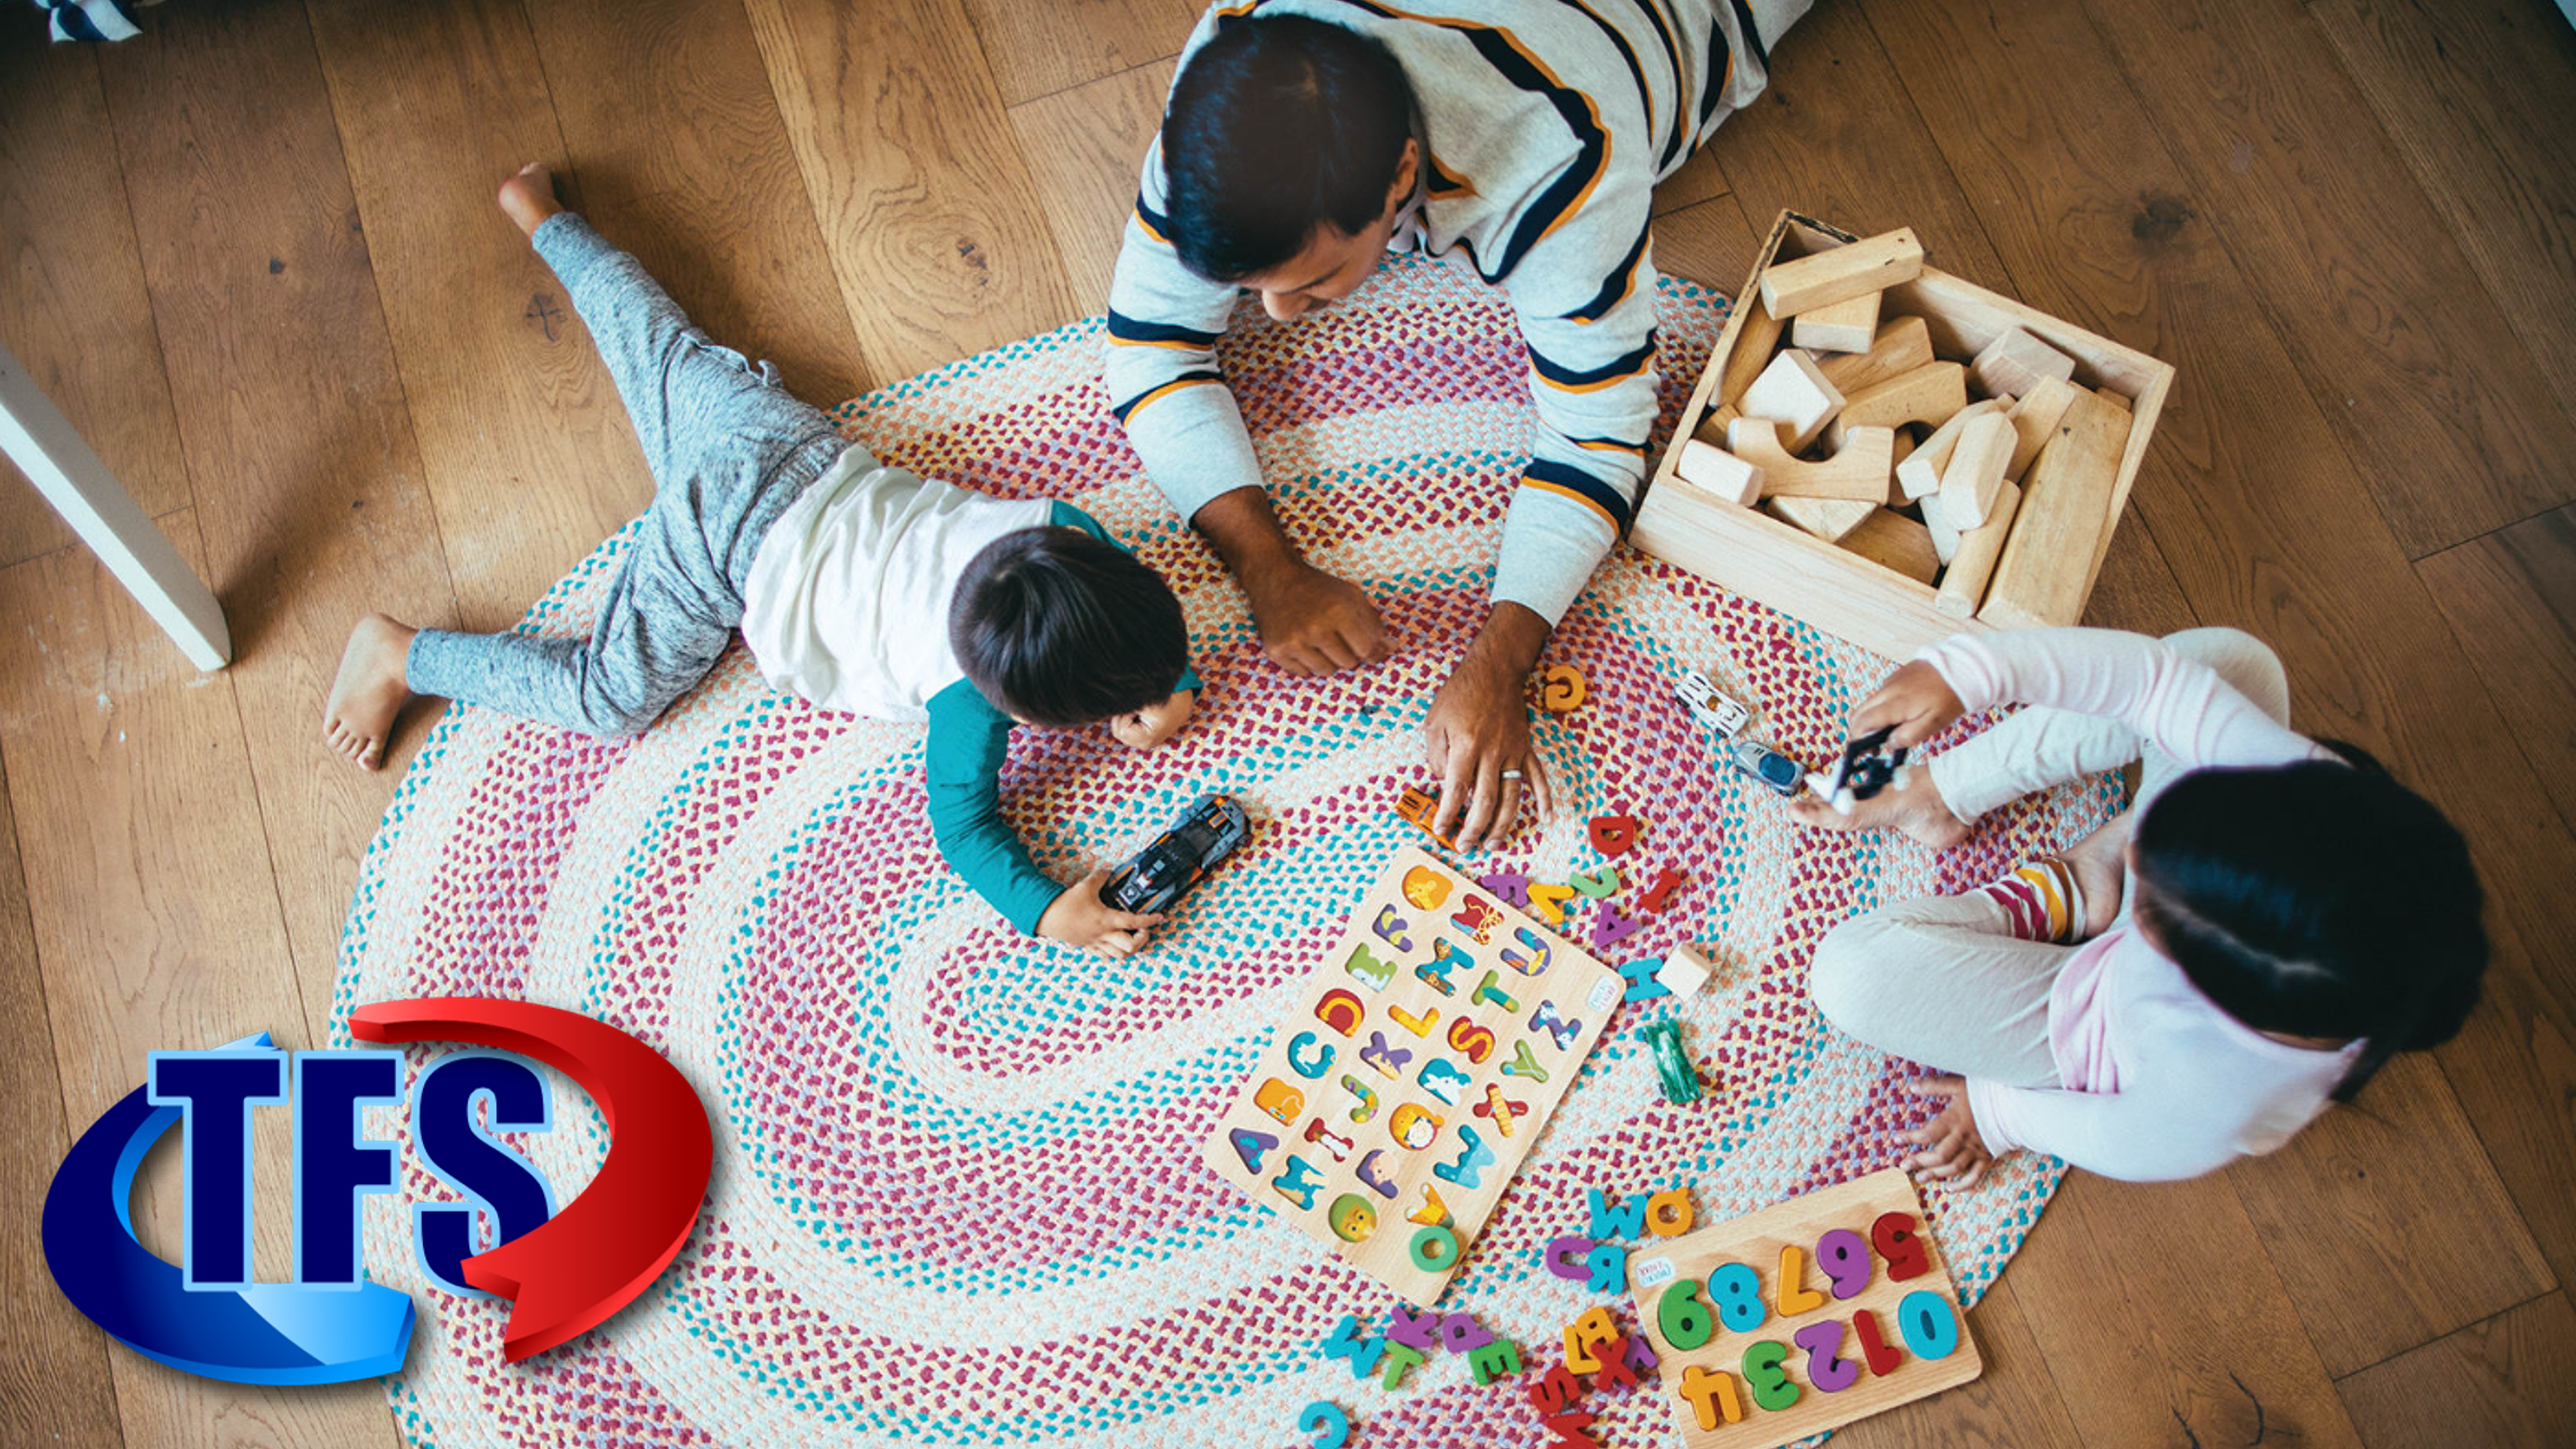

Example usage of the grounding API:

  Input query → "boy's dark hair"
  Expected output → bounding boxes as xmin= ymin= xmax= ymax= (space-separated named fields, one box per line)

xmin=2130 ymin=753 xmax=2488 ymax=1102
xmin=950 ymin=527 xmax=1189 ymax=728
xmin=1162 ymin=15 xmax=1417 ymax=282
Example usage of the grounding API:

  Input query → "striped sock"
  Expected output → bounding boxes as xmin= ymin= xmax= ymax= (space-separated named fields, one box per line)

xmin=1979 ymin=855 xmax=2087 ymax=944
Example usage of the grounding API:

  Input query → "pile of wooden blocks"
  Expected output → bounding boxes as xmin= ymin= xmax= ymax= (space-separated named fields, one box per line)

xmin=1670 ymin=228 xmax=2137 ymax=625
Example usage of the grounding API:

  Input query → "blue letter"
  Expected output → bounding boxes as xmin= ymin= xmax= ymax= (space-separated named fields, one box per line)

xmin=410 ymin=1052 xmax=555 ymax=1297
xmin=146 ymin=1049 xmax=286 ymax=1290
xmin=292 ymin=1050 xmax=403 ymax=1287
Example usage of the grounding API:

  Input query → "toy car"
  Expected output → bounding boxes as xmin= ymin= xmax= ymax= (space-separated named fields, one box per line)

xmin=1727 ymin=735 xmax=1807 ymax=797
xmin=1674 ymin=669 xmax=1752 ymax=737
xmin=1104 ymin=793 xmax=1252 ymax=914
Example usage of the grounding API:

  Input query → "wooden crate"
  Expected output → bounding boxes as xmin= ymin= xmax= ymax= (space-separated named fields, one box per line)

xmin=1634 ymin=211 xmax=2175 ymax=660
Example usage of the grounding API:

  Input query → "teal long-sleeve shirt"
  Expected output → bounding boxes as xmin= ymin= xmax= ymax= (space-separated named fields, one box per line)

xmin=922 ymin=501 xmax=1200 ymax=936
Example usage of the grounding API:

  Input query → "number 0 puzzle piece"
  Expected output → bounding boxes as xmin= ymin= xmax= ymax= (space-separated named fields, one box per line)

xmin=1587 ymin=814 xmax=1642 ymax=856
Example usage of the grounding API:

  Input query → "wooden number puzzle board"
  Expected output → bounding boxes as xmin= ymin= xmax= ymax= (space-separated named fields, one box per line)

xmin=1200 ymin=846 xmax=1624 ymax=1304
xmin=1628 ymin=1168 xmax=1983 ymax=1448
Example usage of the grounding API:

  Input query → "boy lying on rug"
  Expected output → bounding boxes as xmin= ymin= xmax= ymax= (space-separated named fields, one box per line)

xmin=1794 ymin=626 xmax=2488 ymax=1186
xmin=321 ymin=165 xmax=1198 ymax=959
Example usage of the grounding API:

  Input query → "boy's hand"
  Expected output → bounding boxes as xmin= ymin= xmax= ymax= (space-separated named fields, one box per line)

xmin=1852 ymin=659 xmax=1967 ymax=749
xmin=1902 ymin=1075 xmax=1999 ymax=1188
xmin=1039 ymin=870 xmax=1166 ymax=958
xmin=1112 ymin=689 xmax=1196 ymax=751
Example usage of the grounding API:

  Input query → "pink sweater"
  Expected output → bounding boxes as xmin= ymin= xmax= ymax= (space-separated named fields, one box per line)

xmin=1922 ymin=629 xmax=2361 ymax=1181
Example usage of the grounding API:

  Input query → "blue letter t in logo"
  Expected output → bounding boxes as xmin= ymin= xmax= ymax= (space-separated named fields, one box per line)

xmin=145 ymin=1050 xmax=287 ymax=1291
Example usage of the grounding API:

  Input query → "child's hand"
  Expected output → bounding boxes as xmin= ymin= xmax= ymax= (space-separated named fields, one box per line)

xmin=1039 ymin=870 xmax=1166 ymax=958
xmin=1902 ymin=1075 xmax=1999 ymax=1188
xmin=1111 ymin=689 xmax=1196 ymax=751
xmin=1852 ymin=659 xmax=1966 ymax=749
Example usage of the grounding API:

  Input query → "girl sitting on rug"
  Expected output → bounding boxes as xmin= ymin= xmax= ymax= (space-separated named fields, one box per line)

xmin=1791 ymin=626 xmax=2486 ymax=1186
xmin=322 ymin=165 xmax=1199 ymax=960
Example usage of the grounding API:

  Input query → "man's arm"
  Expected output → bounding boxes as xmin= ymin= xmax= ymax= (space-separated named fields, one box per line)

xmin=1426 ymin=197 xmax=1662 ymax=851
xmin=1104 ymin=138 xmax=1388 ymax=676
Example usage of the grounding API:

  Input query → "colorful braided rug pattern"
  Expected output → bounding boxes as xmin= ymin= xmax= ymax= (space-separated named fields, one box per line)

xmin=334 ymin=251 xmax=2116 ymax=1448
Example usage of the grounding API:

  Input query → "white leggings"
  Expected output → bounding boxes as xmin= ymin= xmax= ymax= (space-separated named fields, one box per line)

xmin=1807 ymin=628 xmax=2293 ymax=1087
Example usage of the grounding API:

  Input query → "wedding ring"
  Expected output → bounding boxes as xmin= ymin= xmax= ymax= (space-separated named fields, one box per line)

xmin=1501 ymin=769 xmax=1525 ymax=781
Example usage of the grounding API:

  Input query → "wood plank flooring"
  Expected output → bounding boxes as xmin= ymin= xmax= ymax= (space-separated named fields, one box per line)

xmin=1 ymin=2 xmax=2570 ymax=1445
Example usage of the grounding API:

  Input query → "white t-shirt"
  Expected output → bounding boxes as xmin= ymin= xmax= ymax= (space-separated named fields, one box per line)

xmin=738 ymin=445 xmax=1052 ymax=721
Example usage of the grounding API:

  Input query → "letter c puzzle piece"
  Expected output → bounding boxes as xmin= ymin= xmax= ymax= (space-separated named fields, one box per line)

xmin=1540 ymin=663 xmax=1588 ymax=712
xmin=1297 ymin=1401 xmax=1351 ymax=1449
xmin=1543 ymin=1235 xmax=1594 ymax=1281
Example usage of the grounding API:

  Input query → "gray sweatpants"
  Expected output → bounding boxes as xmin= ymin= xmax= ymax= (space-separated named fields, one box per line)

xmin=406 ymin=213 xmax=847 ymax=737
xmin=1806 ymin=628 xmax=2293 ymax=1085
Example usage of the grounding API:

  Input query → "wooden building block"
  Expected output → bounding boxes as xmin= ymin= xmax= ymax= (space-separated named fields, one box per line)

xmin=1737 ymin=350 xmax=1845 ymax=453
xmin=1894 ymin=398 xmax=2011 ymax=502
xmin=1691 ymin=403 xmax=1741 ymax=447
xmin=1923 ymin=487 xmax=1964 ymax=566
xmin=1763 ymin=495 xmax=1876 ymax=543
xmin=1817 ymin=315 xmax=1934 ymax=395
xmin=1791 ymin=289 xmax=1880 ymax=354
xmin=1714 ymin=297 xmax=1786 ymax=410
xmin=1758 ymin=228 xmax=1925 ymax=318
xmin=1933 ymin=479 xmax=2019 ymax=619
xmin=1825 ymin=362 xmax=1968 ymax=451
xmin=1728 ymin=417 xmax=1894 ymax=502
xmin=2003 ymin=376 xmax=2080 ymax=481
xmin=1981 ymin=391 xmax=2133 ymax=629
xmin=1654 ymin=943 xmax=1714 ymax=996
xmin=1936 ymin=412 xmax=2016 ymax=530
xmin=1968 ymin=325 xmax=2075 ymax=400
xmin=1673 ymin=438 xmax=1763 ymax=507
xmin=1838 ymin=508 xmax=1940 ymax=585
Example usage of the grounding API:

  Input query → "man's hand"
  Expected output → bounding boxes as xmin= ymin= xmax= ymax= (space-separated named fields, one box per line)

xmin=1424 ymin=602 xmax=1555 ymax=854
xmin=1902 ymin=1075 xmax=1999 ymax=1188
xmin=1037 ymin=871 xmax=1165 ymax=958
xmin=1852 ymin=659 xmax=1967 ymax=749
xmin=1248 ymin=563 xmax=1388 ymax=676
xmin=1191 ymin=487 xmax=1389 ymax=676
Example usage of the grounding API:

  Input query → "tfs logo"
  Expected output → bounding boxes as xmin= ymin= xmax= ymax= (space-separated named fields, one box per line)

xmin=43 ymin=999 xmax=712 ymax=1385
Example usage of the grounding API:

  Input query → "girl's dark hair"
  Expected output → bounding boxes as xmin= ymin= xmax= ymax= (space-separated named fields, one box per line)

xmin=950 ymin=527 xmax=1189 ymax=728
xmin=1162 ymin=15 xmax=1417 ymax=282
xmin=2129 ymin=751 xmax=2486 ymax=1101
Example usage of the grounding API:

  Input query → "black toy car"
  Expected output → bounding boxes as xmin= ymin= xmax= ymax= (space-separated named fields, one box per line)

xmin=1104 ymin=793 xmax=1252 ymax=914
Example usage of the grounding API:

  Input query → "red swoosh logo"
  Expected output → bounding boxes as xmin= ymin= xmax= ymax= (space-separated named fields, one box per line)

xmin=350 ymin=998 xmax=713 ymax=1361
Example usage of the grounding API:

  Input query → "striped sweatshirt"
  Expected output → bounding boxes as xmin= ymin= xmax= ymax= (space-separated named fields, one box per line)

xmin=1107 ymin=0 xmax=1812 ymax=623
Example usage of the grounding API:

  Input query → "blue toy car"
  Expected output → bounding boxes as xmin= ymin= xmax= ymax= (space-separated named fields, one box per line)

xmin=1104 ymin=793 xmax=1252 ymax=914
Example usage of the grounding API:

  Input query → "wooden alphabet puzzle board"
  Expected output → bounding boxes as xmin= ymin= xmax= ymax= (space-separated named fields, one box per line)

xmin=1628 ymin=1169 xmax=1982 ymax=1447
xmin=1200 ymin=847 xmax=1625 ymax=1304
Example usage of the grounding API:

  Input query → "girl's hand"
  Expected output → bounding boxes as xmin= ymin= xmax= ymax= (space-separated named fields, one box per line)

xmin=1037 ymin=871 xmax=1165 ymax=958
xmin=1852 ymin=659 xmax=1967 ymax=750
xmin=1902 ymin=1075 xmax=2000 ymax=1188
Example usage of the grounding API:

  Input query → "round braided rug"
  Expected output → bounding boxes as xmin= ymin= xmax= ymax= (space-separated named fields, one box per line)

xmin=335 ymin=252 xmax=2113 ymax=1448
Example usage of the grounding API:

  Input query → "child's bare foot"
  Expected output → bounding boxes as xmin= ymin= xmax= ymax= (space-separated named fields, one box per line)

xmin=2061 ymin=810 xmax=2134 ymax=938
xmin=323 ymin=614 xmax=418 ymax=772
xmin=497 ymin=162 xmax=563 ymax=237
xmin=1787 ymin=763 xmax=1969 ymax=849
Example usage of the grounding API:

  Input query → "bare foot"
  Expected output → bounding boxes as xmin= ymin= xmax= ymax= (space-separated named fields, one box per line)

xmin=1787 ymin=762 xmax=1969 ymax=849
xmin=497 ymin=162 xmax=564 ymax=237
xmin=322 ymin=614 xmax=418 ymax=771
xmin=2060 ymin=810 xmax=2134 ymax=938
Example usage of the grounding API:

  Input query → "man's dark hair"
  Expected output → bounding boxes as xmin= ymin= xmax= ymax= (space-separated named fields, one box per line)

xmin=1162 ymin=15 xmax=1417 ymax=282
xmin=950 ymin=527 xmax=1190 ymax=728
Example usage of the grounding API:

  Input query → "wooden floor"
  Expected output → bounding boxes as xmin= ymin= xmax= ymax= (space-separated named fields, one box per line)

xmin=2 ymin=1 xmax=2572 ymax=1444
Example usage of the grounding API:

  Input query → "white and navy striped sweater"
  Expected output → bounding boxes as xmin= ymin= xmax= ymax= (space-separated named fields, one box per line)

xmin=1107 ymin=0 xmax=1811 ymax=623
